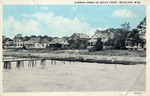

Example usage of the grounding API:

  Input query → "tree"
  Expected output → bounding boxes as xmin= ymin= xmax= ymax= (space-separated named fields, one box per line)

xmin=114 ymin=38 xmax=122 ymax=49
xmin=79 ymin=42 xmax=87 ymax=49
xmin=23 ymin=36 xmax=30 ymax=41
xmin=43 ymin=35 xmax=52 ymax=41
xmin=30 ymin=35 xmax=37 ymax=38
xmin=137 ymin=17 xmax=146 ymax=30
xmin=121 ymin=22 xmax=130 ymax=32
xmin=14 ymin=34 xmax=22 ymax=39
xmin=69 ymin=38 xmax=80 ymax=49
xmin=94 ymin=37 xmax=103 ymax=51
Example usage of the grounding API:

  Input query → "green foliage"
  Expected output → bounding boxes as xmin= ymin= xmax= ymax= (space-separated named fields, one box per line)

xmin=121 ymin=22 xmax=130 ymax=32
xmin=114 ymin=38 xmax=124 ymax=49
xmin=79 ymin=43 xmax=87 ymax=49
xmin=94 ymin=37 xmax=103 ymax=51
xmin=69 ymin=39 xmax=80 ymax=49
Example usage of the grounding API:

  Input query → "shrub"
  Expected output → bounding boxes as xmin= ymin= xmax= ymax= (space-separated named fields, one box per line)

xmin=94 ymin=37 xmax=103 ymax=51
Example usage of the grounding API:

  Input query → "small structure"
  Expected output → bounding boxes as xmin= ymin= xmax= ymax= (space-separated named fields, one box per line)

xmin=49 ymin=38 xmax=69 ymax=50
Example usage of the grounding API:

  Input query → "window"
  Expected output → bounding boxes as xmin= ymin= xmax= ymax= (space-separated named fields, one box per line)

xmin=125 ymin=42 xmax=128 ymax=46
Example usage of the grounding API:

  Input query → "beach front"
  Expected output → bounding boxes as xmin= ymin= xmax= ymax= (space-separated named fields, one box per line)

xmin=3 ymin=49 xmax=146 ymax=92
xmin=3 ymin=60 xmax=145 ymax=92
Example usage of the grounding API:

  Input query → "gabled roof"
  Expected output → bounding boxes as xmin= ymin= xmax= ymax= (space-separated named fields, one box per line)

xmin=71 ymin=33 xmax=90 ymax=39
xmin=41 ymin=38 xmax=49 ymax=43
xmin=25 ymin=37 xmax=41 ymax=44
xmin=4 ymin=39 xmax=14 ymax=45
xmin=91 ymin=30 xmax=109 ymax=39
xmin=49 ymin=38 xmax=69 ymax=45
xmin=13 ymin=38 xmax=23 ymax=42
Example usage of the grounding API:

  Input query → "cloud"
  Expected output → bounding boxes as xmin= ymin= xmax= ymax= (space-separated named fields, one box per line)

xmin=40 ymin=6 xmax=49 ymax=11
xmin=71 ymin=7 xmax=77 ymax=12
xmin=3 ymin=12 xmax=103 ymax=38
xmin=112 ymin=9 xmax=136 ymax=18
xmin=3 ymin=16 xmax=43 ymax=38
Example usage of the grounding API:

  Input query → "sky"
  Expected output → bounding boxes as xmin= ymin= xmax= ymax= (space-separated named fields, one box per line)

xmin=3 ymin=5 xmax=146 ymax=39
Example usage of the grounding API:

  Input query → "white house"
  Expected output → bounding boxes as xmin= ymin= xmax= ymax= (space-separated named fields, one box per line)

xmin=13 ymin=38 xmax=24 ymax=48
xmin=24 ymin=37 xmax=49 ymax=49
xmin=87 ymin=30 xmax=114 ymax=49
xmin=49 ymin=38 xmax=69 ymax=49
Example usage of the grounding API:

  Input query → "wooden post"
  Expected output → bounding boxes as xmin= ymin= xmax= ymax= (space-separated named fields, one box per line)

xmin=3 ymin=62 xmax=6 ymax=69
xmin=41 ymin=59 xmax=46 ymax=68
xmin=51 ymin=60 xmax=53 ymax=65
xmin=35 ymin=60 xmax=37 ymax=66
xmin=28 ymin=61 xmax=31 ymax=67
xmin=63 ymin=60 xmax=65 ymax=64
xmin=3 ymin=62 xmax=7 ymax=69
xmin=8 ymin=62 xmax=11 ymax=69
xmin=22 ymin=61 xmax=24 ymax=68
xmin=32 ymin=61 xmax=34 ymax=67
xmin=54 ymin=60 xmax=56 ymax=65
xmin=16 ymin=61 xmax=21 ymax=68
xmin=69 ymin=58 xmax=71 ymax=63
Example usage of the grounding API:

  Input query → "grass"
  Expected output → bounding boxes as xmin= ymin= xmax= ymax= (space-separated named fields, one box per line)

xmin=82 ymin=49 xmax=146 ymax=57
xmin=3 ymin=49 xmax=146 ymax=57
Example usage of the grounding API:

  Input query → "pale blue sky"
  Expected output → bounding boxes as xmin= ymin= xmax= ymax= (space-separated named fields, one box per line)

xmin=3 ymin=5 xmax=146 ymax=39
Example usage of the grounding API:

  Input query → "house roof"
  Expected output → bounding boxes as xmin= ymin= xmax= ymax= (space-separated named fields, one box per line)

xmin=25 ymin=37 xmax=41 ymax=44
xmin=71 ymin=33 xmax=90 ymax=39
xmin=14 ymin=38 xmax=23 ymax=42
xmin=89 ymin=30 xmax=109 ymax=42
xmin=41 ymin=38 xmax=49 ymax=43
xmin=4 ymin=39 xmax=14 ymax=45
xmin=49 ymin=38 xmax=69 ymax=45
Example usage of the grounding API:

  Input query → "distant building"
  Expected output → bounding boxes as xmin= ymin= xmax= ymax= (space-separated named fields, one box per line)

xmin=125 ymin=17 xmax=146 ymax=50
xmin=24 ymin=37 xmax=49 ymax=49
xmin=49 ymin=38 xmax=69 ymax=49
xmin=69 ymin=33 xmax=90 ymax=49
xmin=70 ymin=33 xmax=90 ymax=43
xmin=13 ymin=38 xmax=24 ymax=48
xmin=3 ymin=39 xmax=14 ymax=48
xmin=87 ymin=29 xmax=114 ymax=49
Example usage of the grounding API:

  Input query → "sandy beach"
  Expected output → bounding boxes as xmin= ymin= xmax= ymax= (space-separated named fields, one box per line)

xmin=3 ymin=60 xmax=145 ymax=92
xmin=3 ymin=49 xmax=146 ymax=92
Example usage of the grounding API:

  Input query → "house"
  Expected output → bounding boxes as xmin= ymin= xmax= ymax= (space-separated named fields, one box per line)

xmin=3 ymin=39 xmax=14 ymax=49
xmin=49 ymin=38 xmax=69 ymax=49
xmin=87 ymin=29 xmax=114 ymax=49
xmin=13 ymin=38 xmax=24 ymax=48
xmin=125 ymin=29 xmax=146 ymax=50
xmin=125 ymin=17 xmax=146 ymax=50
xmin=69 ymin=33 xmax=90 ymax=49
xmin=70 ymin=33 xmax=90 ymax=43
xmin=24 ymin=37 xmax=49 ymax=49
xmin=40 ymin=38 xmax=50 ymax=48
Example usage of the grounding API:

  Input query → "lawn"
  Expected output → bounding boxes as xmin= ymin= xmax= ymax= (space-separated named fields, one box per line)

xmin=81 ymin=49 xmax=146 ymax=57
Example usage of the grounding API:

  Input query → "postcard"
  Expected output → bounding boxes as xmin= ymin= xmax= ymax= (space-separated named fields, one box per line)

xmin=0 ymin=0 xmax=149 ymax=96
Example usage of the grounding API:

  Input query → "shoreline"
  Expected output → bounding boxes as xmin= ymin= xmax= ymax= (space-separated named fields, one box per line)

xmin=3 ymin=50 xmax=146 ymax=65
